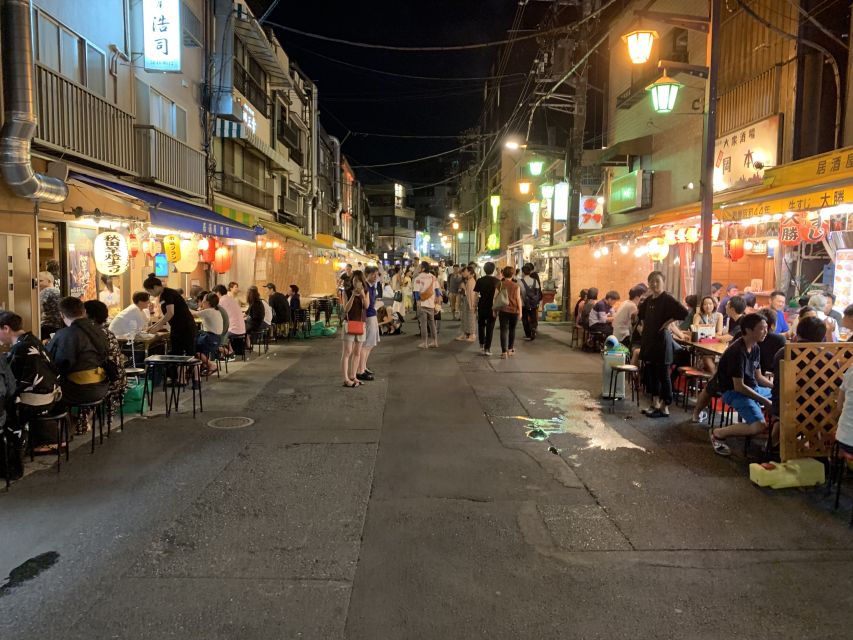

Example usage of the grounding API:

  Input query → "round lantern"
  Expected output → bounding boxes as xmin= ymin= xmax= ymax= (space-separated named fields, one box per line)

xmin=163 ymin=234 xmax=181 ymax=263
xmin=663 ymin=228 xmax=677 ymax=245
xmin=685 ymin=227 xmax=699 ymax=244
xmin=176 ymin=238 xmax=199 ymax=273
xmin=213 ymin=246 xmax=232 ymax=274
xmin=647 ymin=238 xmax=670 ymax=261
xmin=128 ymin=232 xmax=140 ymax=258
xmin=728 ymin=238 xmax=745 ymax=262
xmin=675 ymin=228 xmax=687 ymax=244
xmin=142 ymin=238 xmax=153 ymax=258
xmin=200 ymin=237 xmax=216 ymax=263
xmin=94 ymin=231 xmax=130 ymax=276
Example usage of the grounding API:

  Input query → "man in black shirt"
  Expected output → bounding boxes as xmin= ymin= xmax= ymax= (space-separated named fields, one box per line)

xmin=721 ymin=295 xmax=747 ymax=343
xmin=264 ymin=283 xmax=291 ymax=326
xmin=473 ymin=262 xmax=499 ymax=356
xmin=637 ymin=271 xmax=688 ymax=418
xmin=757 ymin=308 xmax=785 ymax=373
xmin=709 ymin=313 xmax=773 ymax=456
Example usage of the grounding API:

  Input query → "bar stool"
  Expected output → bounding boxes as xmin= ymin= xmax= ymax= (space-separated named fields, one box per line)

xmin=250 ymin=328 xmax=269 ymax=355
xmin=609 ymin=364 xmax=640 ymax=413
xmin=229 ymin=334 xmax=248 ymax=360
xmin=570 ymin=323 xmax=583 ymax=348
xmin=676 ymin=367 xmax=711 ymax=410
xmin=66 ymin=398 xmax=107 ymax=454
xmin=30 ymin=410 xmax=71 ymax=472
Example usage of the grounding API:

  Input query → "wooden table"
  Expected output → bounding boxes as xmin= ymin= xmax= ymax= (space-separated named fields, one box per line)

xmin=120 ymin=333 xmax=170 ymax=367
xmin=676 ymin=338 xmax=728 ymax=357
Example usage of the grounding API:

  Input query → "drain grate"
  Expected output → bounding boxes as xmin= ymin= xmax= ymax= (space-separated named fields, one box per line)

xmin=206 ymin=416 xmax=255 ymax=430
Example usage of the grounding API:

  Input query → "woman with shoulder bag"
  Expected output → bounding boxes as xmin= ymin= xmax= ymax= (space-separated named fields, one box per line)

xmin=342 ymin=271 xmax=369 ymax=387
xmin=494 ymin=266 xmax=523 ymax=359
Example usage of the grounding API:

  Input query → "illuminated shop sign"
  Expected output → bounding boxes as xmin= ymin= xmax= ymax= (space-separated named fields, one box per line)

xmin=143 ymin=0 xmax=182 ymax=72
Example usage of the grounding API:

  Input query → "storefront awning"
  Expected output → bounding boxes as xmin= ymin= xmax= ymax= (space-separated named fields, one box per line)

xmin=233 ymin=3 xmax=290 ymax=88
xmin=215 ymin=204 xmax=324 ymax=249
xmin=69 ymin=171 xmax=258 ymax=242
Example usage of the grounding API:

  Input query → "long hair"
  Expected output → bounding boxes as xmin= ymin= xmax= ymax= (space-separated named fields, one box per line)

xmin=246 ymin=287 xmax=261 ymax=306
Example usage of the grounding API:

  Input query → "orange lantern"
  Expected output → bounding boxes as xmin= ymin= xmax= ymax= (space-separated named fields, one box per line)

xmin=128 ymin=232 xmax=139 ymax=258
xmin=274 ymin=245 xmax=285 ymax=262
xmin=728 ymin=238 xmax=745 ymax=262
xmin=685 ymin=227 xmax=699 ymax=244
xmin=200 ymin=237 xmax=216 ymax=263
xmin=163 ymin=234 xmax=181 ymax=263
xmin=213 ymin=246 xmax=232 ymax=273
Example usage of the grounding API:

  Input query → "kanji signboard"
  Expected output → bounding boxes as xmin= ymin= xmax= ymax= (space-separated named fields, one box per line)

xmin=143 ymin=0 xmax=181 ymax=72
xmin=713 ymin=115 xmax=780 ymax=192
xmin=779 ymin=217 xmax=801 ymax=246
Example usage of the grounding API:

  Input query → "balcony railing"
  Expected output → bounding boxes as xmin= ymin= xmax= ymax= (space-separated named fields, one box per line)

xmin=214 ymin=172 xmax=273 ymax=210
xmin=135 ymin=126 xmax=206 ymax=198
xmin=34 ymin=63 xmax=135 ymax=173
xmin=234 ymin=63 xmax=271 ymax=118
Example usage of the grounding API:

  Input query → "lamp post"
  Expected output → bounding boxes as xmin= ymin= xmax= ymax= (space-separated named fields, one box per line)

xmin=624 ymin=0 xmax=720 ymax=295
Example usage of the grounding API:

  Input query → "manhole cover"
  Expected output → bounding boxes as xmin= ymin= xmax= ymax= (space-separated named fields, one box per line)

xmin=207 ymin=416 xmax=255 ymax=430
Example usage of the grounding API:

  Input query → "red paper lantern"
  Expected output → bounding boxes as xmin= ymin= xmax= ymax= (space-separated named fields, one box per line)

xmin=128 ymin=232 xmax=139 ymax=258
xmin=213 ymin=246 xmax=232 ymax=273
xmin=200 ymin=237 xmax=216 ymax=263
xmin=142 ymin=238 xmax=153 ymax=258
xmin=274 ymin=245 xmax=285 ymax=263
xmin=728 ymin=238 xmax=745 ymax=262
xmin=779 ymin=217 xmax=801 ymax=246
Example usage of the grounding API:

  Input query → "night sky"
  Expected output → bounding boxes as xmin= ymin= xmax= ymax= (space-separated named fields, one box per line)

xmin=257 ymin=0 xmax=519 ymax=184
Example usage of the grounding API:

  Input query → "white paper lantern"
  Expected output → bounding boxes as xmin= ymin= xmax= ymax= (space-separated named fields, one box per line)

xmin=94 ymin=232 xmax=130 ymax=276
xmin=176 ymin=238 xmax=199 ymax=273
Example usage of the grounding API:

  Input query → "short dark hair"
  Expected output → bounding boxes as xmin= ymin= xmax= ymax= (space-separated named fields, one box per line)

xmin=420 ymin=261 xmax=431 ymax=271
xmin=711 ymin=282 xmax=723 ymax=292
xmin=744 ymin=292 xmax=756 ymax=308
xmin=289 ymin=284 xmax=299 ymax=293
xmin=587 ymin=287 xmax=599 ymax=300
xmin=827 ymin=292 xmax=836 ymax=303
xmin=83 ymin=299 xmax=109 ymax=325
xmin=844 ymin=303 xmax=853 ymax=318
xmin=483 ymin=262 xmax=495 ymax=275
xmin=579 ymin=289 xmax=588 ymax=299
xmin=58 ymin=296 xmax=85 ymax=319
xmin=684 ymin=294 xmax=698 ymax=309
xmin=501 ymin=265 xmax=514 ymax=279
xmin=521 ymin=264 xmax=533 ymax=275
xmin=228 ymin=281 xmax=239 ymax=289
xmin=648 ymin=271 xmax=666 ymax=282
xmin=195 ymin=289 xmax=209 ymax=302
xmin=0 ymin=311 xmax=23 ymax=331
xmin=605 ymin=290 xmax=620 ymax=301
xmin=365 ymin=266 xmax=378 ymax=275
xmin=132 ymin=291 xmax=150 ymax=305
xmin=770 ymin=290 xmax=786 ymax=300
xmin=205 ymin=293 xmax=219 ymax=308
xmin=740 ymin=313 xmax=766 ymax=333
xmin=628 ymin=285 xmax=647 ymax=300
xmin=142 ymin=273 xmax=162 ymax=290
xmin=213 ymin=284 xmax=228 ymax=296
xmin=797 ymin=316 xmax=827 ymax=342
xmin=726 ymin=283 xmax=738 ymax=292
xmin=727 ymin=295 xmax=747 ymax=314
xmin=757 ymin=307 xmax=776 ymax=329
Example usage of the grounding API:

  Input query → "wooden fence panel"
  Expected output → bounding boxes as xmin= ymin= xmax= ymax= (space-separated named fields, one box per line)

xmin=780 ymin=342 xmax=853 ymax=461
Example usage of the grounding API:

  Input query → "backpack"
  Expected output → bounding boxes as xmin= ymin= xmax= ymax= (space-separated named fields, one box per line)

xmin=520 ymin=277 xmax=542 ymax=308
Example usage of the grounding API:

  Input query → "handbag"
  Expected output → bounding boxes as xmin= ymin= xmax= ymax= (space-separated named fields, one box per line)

xmin=393 ymin=291 xmax=403 ymax=302
xmin=493 ymin=283 xmax=510 ymax=311
xmin=346 ymin=320 xmax=365 ymax=335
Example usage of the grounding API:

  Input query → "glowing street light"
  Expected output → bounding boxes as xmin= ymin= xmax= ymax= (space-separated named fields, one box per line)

xmin=646 ymin=72 xmax=683 ymax=114
xmin=528 ymin=160 xmax=544 ymax=176
xmin=622 ymin=29 xmax=658 ymax=64
xmin=504 ymin=140 xmax=521 ymax=150
xmin=540 ymin=183 xmax=554 ymax=199
xmin=452 ymin=221 xmax=460 ymax=230
xmin=448 ymin=212 xmax=456 ymax=219
xmin=527 ymin=200 xmax=540 ymax=215
xmin=518 ymin=181 xmax=531 ymax=195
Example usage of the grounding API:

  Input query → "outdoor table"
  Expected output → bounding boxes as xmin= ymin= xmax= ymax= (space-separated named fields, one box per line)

xmin=140 ymin=355 xmax=203 ymax=418
xmin=121 ymin=332 xmax=170 ymax=366
xmin=676 ymin=338 xmax=728 ymax=358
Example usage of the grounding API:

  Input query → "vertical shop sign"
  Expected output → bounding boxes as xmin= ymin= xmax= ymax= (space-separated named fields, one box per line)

xmin=578 ymin=195 xmax=604 ymax=230
xmin=143 ymin=0 xmax=182 ymax=72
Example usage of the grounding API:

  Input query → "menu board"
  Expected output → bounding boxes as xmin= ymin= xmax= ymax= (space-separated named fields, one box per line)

xmin=833 ymin=249 xmax=853 ymax=312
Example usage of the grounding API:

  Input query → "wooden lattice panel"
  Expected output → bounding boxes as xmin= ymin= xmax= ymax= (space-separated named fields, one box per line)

xmin=780 ymin=342 xmax=853 ymax=461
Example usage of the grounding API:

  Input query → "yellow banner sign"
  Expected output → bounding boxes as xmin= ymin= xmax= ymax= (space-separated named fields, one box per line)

xmin=718 ymin=185 xmax=853 ymax=222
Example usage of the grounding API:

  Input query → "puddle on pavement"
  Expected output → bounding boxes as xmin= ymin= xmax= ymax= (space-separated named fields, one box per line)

xmin=502 ymin=389 xmax=645 ymax=452
xmin=0 ymin=551 xmax=59 ymax=597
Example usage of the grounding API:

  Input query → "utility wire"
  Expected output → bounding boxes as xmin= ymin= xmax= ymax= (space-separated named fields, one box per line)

xmin=266 ymin=6 xmax=615 ymax=53
xmin=782 ymin=0 xmax=847 ymax=49
xmin=287 ymin=42 xmax=529 ymax=82
xmin=350 ymin=131 xmax=495 ymax=140
xmin=351 ymin=143 xmax=476 ymax=169
xmin=321 ymin=80 xmax=526 ymax=103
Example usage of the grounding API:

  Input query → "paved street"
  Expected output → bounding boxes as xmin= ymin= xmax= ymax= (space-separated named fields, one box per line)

xmin=1 ymin=320 xmax=852 ymax=639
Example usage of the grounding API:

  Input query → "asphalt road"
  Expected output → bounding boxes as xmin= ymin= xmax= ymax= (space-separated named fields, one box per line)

xmin=1 ymin=320 xmax=852 ymax=639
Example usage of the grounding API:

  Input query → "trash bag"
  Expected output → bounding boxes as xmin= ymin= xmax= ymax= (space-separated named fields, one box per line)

xmin=321 ymin=326 xmax=338 ymax=337
xmin=122 ymin=379 xmax=151 ymax=414
xmin=310 ymin=321 xmax=325 ymax=337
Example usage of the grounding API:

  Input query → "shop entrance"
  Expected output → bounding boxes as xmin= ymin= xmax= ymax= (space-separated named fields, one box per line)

xmin=0 ymin=233 xmax=33 ymax=329
xmin=38 ymin=221 xmax=64 ymax=293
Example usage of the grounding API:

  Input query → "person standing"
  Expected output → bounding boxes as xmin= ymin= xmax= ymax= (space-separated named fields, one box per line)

xmin=357 ymin=267 xmax=381 ymax=379
xmin=447 ymin=265 xmax=464 ymax=320
xmin=473 ymin=262 xmax=500 ymax=356
xmin=456 ymin=267 xmax=478 ymax=342
xmin=414 ymin=261 xmax=439 ymax=349
xmin=38 ymin=271 xmax=63 ymax=340
xmin=144 ymin=275 xmax=197 ymax=359
xmin=341 ymin=271 xmax=368 ymax=387
xmin=637 ymin=271 xmax=688 ymax=418
xmin=495 ymin=266 xmax=523 ymax=359
xmin=519 ymin=263 xmax=542 ymax=340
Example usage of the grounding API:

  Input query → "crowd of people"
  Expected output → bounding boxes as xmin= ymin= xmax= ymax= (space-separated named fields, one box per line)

xmin=574 ymin=272 xmax=853 ymax=458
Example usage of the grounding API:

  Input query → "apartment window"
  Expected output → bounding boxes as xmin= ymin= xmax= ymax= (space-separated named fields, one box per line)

xmin=145 ymin=87 xmax=188 ymax=142
xmin=221 ymin=139 xmax=236 ymax=176
xmin=243 ymin=151 xmax=262 ymax=187
xmin=233 ymin=35 xmax=269 ymax=116
xmin=35 ymin=11 xmax=106 ymax=97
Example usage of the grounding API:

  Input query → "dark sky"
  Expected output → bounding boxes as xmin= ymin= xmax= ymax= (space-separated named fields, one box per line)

xmin=258 ymin=0 xmax=519 ymax=184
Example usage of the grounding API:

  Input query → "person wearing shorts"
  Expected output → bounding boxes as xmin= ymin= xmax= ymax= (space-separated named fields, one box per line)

xmin=342 ymin=271 xmax=368 ymax=387
xmin=708 ymin=313 xmax=773 ymax=456
xmin=355 ymin=266 xmax=381 ymax=382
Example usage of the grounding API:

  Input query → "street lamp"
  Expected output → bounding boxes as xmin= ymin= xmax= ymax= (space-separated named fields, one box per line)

xmin=622 ymin=28 xmax=658 ymax=64
xmin=518 ymin=181 xmax=532 ymax=195
xmin=452 ymin=221 xmax=460 ymax=230
xmin=528 ymin=160 xmax=544 ymax=177
xmin=646 ymin=73 xmax=683 ymax=114
xmin=448 ymin=212 xmax=456 ymax=219
xmin=540 ymin=183 xmax=554 ymax=199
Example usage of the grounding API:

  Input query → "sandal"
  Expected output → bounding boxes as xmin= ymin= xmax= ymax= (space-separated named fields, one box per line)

xmin=342 ymin=381 xmax=360 ymax=388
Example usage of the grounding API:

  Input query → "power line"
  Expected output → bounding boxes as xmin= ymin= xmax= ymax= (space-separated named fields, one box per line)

xmin=320 ymin=80 xmax=526 ymax=103
xmin=351 ymin=131 xmax=494 ymax=140
xmin=351 ymin=143 xmax=475 ymax=169
xmin=266 ymin=9 xmax=612 ymax=53
xmin=287 ymin=42 xmax=529 ymax=82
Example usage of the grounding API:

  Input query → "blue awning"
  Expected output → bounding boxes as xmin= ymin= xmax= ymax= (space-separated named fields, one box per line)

xmin=69 ymin=172 xmax=258 ymax=242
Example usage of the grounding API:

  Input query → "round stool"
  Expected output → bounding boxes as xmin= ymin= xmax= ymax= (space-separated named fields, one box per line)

xmin=31 ymin=410 xmax=71 ymax=471
xmin=609 ymin=364 xmax=640 ymax=413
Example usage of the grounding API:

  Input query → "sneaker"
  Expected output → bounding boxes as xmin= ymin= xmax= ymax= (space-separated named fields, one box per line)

xmin=225 ymin=354 xmax=236 ymax=362
xmin=709 ymin=429 xmax=730 ymax=456
xmin=364 ymin=368 xmax=374 ymax=376
xmin=692 ymin=410 xmax=709 ymax=425
xmin=484 ymin=350 xmax=492 ymax=357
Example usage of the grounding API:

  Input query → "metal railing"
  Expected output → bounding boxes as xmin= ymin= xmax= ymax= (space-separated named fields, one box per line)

xmin=214 ymin=172 xmax=273 ymax=210
xmin=234 ymin=63 xmax=271 ymax=117
xmin=34 ymin=63 xmax=136 ymax=173
xmin=135 ymin=126 xmax=206 ymax=198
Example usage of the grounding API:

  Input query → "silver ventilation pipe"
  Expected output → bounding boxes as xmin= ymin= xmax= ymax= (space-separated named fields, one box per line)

xmin=0 ymin=0 xmax=67 ymax=203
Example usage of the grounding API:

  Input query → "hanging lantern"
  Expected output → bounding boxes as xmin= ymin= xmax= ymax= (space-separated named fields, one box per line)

xmin=128 ymin=232 xmax=140 ymax=258
xmin=200 ymin=237 xmax=216 ymax=263
xmin=274 ymin=245 xmax=285 ymax=262
xmin=163 ymin=234 xmax=181 ymax=263
xmin=622 ymin=29 xmax=658 ymax=65
xmin=685 ymin=227 xmax=699 ymax=244
xmin=518 ymin=181 xmax=532 ymax=195
xmin=265 ymin=240 xmax=274 ymax=249
xmin=663 ymin=228 xmax=677 ymax=245
xmin=142 ymin=238 xmax=153 ymax=258
xmin=728 ymin=238 xmax=745 ymax=261
xmin=176 ymin=238 xmax=199 ymax=273
xmin=646 ymin=73 xmax=683 ymax=114
xmin=256 ymin=236 xmax=265 ymax=249
xmin=197 ymin=236 xmax=210 ymax=252
xmin=93 ymin=231 xmax=130 ymax=276
xmin=486 ymin=233 xmax=499 ymax=251
xmin=711 ymin=223 xmax=721 ymax=242
xmin=213 ymin=246 xmax=232 ymax=273
xmin=675 ymin=228 xmax=687 ymax=244
xmin=647 ymin=238 xmax=669 ymax=261
xmin=744 ymin=240 xmax=755 ymax=251
xmin=779 ymin=216 xmax=801 ymax=246
xmin=528 ymin=160 xmax=544 ymax=176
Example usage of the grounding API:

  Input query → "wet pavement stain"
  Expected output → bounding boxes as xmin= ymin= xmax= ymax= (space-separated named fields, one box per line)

xmin=0 ymin=551 xmax=59 ymax=597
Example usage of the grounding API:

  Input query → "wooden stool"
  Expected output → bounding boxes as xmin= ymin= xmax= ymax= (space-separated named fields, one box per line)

xmin=677 ymin=367 xmax=711 ymax=409
xmin=609 ymin=364 xmax=640 ymax=413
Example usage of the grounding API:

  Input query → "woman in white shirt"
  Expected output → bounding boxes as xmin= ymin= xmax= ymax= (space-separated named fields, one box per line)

xmin=191 ymin=292 xmax=224 ymax=374
xmin=108 ymin=292 xmax=151 ymax=338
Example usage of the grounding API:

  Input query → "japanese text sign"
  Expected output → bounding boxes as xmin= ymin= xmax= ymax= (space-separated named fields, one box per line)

xmin=143 ymin=0 xmax=182 ymax=72
xmin=713 ymin=115 xmax=780 ymax=192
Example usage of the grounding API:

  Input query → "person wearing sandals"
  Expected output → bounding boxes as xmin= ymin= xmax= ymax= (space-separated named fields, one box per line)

xmin=637 ymin=271 xmax=688 ymax=419
xmin=495 ymin=266 xmax=523 ymax=359
xmin=342 ymin=271 xmax=368 ymax=387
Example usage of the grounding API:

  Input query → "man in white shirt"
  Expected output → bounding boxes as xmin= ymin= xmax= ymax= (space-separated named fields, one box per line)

xmin=414 ymin=261 xmax=439 ymax=349
xmin=612 ymin=284 xmax=647 ymax=344
xmin=108 ymin=292 xmax=151 ymax=338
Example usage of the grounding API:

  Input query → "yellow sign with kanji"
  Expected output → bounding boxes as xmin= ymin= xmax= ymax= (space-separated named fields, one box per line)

xmin=718 ymin=186 xmax=853 ymax=222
